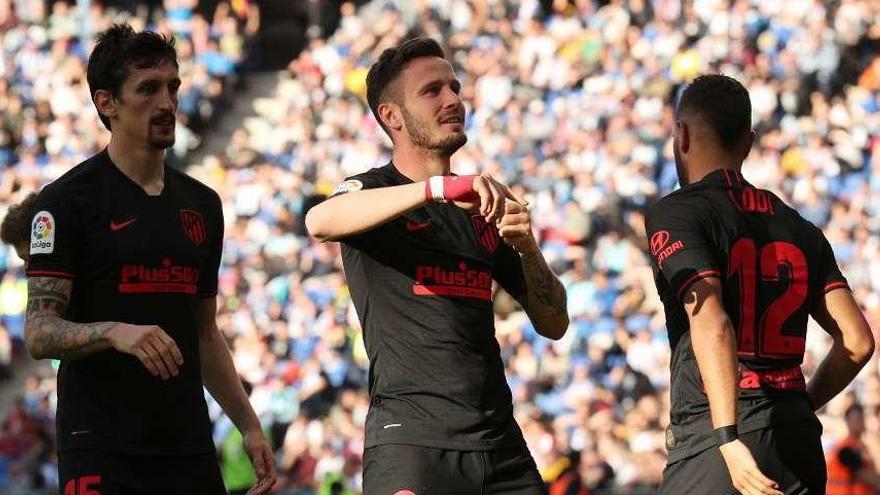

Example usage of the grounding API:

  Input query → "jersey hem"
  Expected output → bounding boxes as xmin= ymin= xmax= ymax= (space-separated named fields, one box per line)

xmin=26 ymin=269 xmax=76 ymax=279
xmin=58 ymin=442 xmax=215 ymax=457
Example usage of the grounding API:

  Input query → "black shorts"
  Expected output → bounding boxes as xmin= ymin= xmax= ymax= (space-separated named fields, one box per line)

xmin=660 ymin=420 xmax=826 ymax=495
xmin=363 ymin=443 xmax=547 ymax=495
xmin=58 ymin=450 xmax=225 ymax=495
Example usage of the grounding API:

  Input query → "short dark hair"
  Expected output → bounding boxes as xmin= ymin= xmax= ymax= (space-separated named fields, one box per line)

xmin=365 ymin=36 xmax=446 ymax=134
xmin=677 ymin=74 xmax=752 ymax=153
xmin=87 ymin=23 xmax=178 ymax=130
xmin=1 ymin=192 xmax=38 ymax=249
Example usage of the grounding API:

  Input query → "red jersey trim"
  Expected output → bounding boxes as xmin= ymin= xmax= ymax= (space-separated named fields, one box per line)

xmin=823 ymin=281 xmax=849 ymax=293
xmin=26 ymin=270 xmax=76 ymax=279
xmin=676 ymin=270 xmax=721 ymax=299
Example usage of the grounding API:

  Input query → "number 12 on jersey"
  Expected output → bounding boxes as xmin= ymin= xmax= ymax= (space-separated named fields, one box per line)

xmin=728 ymin=238 xmax=808 ymax=358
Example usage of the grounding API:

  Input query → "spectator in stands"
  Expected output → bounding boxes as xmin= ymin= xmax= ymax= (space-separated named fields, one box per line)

xmin=827 ymin=403 xmax=880 ymax=495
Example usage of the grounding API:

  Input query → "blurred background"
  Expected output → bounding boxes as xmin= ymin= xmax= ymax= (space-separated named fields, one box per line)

xmin=0 ymin=0 xmax=879 ymax=493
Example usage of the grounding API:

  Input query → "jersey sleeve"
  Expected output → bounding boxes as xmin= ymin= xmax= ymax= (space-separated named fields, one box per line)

xmin=815 ymin=229 xmax=848 ymax=294
xmin=329 ymin=171 xmax=394 ymax=249
xmin=198 ymin=192 xmax=224 ymax=297
xmin=328 ymin=172 xmax=387 ymax=200
xmin=25 ymin=186 xmax=81 ymax=279
xmin=493 ymin=241 xmax=527 ymax=303
xmin=645 ymin=197 xmax=720 ymax=300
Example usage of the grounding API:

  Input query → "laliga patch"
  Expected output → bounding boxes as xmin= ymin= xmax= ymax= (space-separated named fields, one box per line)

xmin=332 ymin=179 xmax=363 ymax=195
xmin=30 ymin=210 xmax=56 ymax=254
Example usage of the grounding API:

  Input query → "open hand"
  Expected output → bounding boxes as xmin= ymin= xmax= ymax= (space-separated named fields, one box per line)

xmin=719 ymin=440 xmax=782 ymax=495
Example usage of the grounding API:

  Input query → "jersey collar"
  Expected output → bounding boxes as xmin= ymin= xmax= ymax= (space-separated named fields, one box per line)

xmin=699 ymin=168 xmax=749 ymax=188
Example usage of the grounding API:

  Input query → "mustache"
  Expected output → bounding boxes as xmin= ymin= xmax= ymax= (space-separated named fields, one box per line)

xmin=150 ymin=113 xmax=175 ymax=124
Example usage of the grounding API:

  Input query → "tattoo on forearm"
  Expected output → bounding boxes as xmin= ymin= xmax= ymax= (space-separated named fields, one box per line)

xmin=26 ymin=278 xmax=71 ymax=315
xmin=521 ymin=252 xmax=568 ymax=317
xmin=26 ymin=278 xmax=114 ymax=360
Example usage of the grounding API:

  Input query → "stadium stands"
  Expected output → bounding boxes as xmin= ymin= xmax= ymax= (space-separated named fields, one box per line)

xmin=1 ymin=0 xmax=878 ymax=493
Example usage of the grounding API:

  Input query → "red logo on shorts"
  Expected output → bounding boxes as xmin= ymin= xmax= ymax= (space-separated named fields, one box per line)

xmin=180 ymin=209 xmax=206 ymax=246
xmin=471 ymin=215 xmax=499 ymax=254
xmin=650 ymin=230 xmax=670 ymax=255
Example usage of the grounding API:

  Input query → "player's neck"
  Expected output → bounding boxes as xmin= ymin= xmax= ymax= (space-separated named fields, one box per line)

xmin=391 ymin=144 xmax=451 ymax=182
xmin=687 ymin=152 xmax=742 ymax=184
xmin=107 ymin=137 xmax=166 ymax=196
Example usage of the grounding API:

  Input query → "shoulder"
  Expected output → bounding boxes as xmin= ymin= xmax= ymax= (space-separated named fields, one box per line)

xmin=332 ymin=164 xmax=398 ymax=195
xmin=40 ymin=154 xmax=106 ymax=198
xmin=35 ymin=156 xmax=109 ymax=214
xmin=167 ymin=166 xmax=221 ymax=207
xmin=646 ymin=189 xmax=710 ymax=224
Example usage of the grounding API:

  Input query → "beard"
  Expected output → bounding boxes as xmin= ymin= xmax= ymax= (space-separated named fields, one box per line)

xmin=148 ymin=114 xmax=176 ymax=149
xmin=401 ymin=107 xmax=467 ymax=156
xmin=148 ymin=133 xmax=175 ymax=149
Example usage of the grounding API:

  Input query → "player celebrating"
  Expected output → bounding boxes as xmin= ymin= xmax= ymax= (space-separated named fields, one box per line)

xmin=306 ymin=37 xmax=569 ymax=494
xmin=646 ymin=74 xmax=875 ymax=495
xmin=24 ymin=24 xmax=275 ymax=494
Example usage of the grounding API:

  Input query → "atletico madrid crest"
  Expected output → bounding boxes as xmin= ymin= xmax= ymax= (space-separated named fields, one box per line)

xmin=180 ymin=209 xmax=207 ymax=246
xmin=471 ymin=215 xmax=499 ymax=254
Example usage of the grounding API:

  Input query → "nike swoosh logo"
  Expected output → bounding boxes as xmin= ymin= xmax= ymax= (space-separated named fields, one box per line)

xmin=406 ymin=221 xmax=430 ymax=232
xmin=110 ymin=218 xmax=137 ymax=231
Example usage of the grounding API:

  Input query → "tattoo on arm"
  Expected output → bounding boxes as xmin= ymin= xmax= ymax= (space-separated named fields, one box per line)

xmin=25 ymin=277 xmax=114 ymax=360
xmin=520 ymin=252 xmax=568 ymax=317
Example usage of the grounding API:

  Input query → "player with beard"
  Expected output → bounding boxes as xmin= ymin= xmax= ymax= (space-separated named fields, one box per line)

xmin=306 ymin=37 xmax=569 ymax=494
xmin=24 ymin=24 xmax=275 ymax=494
xmin=645 ymin=75 xmax=875 ymax=495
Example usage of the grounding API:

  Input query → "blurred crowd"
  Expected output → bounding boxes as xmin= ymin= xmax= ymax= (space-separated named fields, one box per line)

xmin=2 ymin=0 xmax=880 ymax=493
xmin=0 ymin=0 xmax=253 ymax=491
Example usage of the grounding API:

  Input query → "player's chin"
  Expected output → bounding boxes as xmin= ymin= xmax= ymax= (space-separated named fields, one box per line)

xmin=437 ymin=132 xmax=467 ymax=155
xmin=148 ymin=136 xmax=176 ymax=149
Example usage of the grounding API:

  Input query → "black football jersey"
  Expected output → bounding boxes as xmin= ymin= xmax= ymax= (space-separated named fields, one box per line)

xmin=334 ymin=163 xmax=529 ymax=451
xmin=645 ymin=168 xmax=847 ymax=462
xmin=26 ymin=149 xmax=223 ymax=455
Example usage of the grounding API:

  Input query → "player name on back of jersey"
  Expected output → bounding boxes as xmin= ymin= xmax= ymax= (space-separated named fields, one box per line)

xmin=413 ymin=261 xmax=492 ymax=301
xmin=119 ymin=258 xmax=200 ymax=294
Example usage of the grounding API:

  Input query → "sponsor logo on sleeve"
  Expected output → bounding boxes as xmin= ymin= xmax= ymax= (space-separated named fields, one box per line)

xmin=332 ymin=179 xmax=363 ymax=195
xmin=650 ymin=230 xmax=684 ymax=267
xmin=30 ymin=211 xmax=55 ymax=255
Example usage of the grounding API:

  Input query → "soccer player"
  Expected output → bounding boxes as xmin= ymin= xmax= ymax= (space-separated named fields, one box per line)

xmin=645 ymin=74 xmax=875 ymax=495
xmin=306 ymin=37 xmax=569 ymax=494
xmin=1 ymin=191 xmax=39 ymax=262
xmin=23 ymin=24 xmax=275 ymax=494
